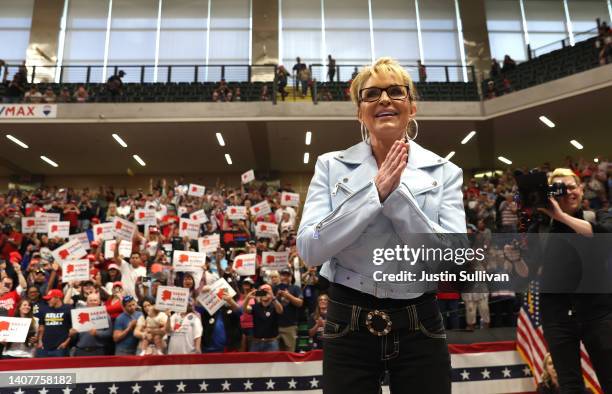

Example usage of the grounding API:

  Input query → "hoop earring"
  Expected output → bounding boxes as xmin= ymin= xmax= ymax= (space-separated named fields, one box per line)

xmin=361 ymin=122 xmax=370 ymax=144
xmin=406 ymin=118 xmax=419 ymax=141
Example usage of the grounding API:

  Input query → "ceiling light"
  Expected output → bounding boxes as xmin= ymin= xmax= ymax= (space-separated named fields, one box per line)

xmin=304 ymin=152 xmax=310 ymax=164
xmin=225 ymin=154 xmax=232 ymax=165
xmin=132 ymin=155 xmax=146 ymax=166
xmin=216 ymin=133 xmax=225 ymax=147
xmin=594 ymin=158 xmax=599 ymax=163
xmin=445 ymin=151 xmax=455 ymax=160
xmin=460 ymin=131 xmax=476 ymax=145
xmin=570 ymin=140 xmax=583 ymax=150
xmin=6 ymin=134 xmax=29 ymax=149
xmin=498 ymin=156 xmax=512 ymax=165
xmin=539 ymin=116 xmax=555 ymax=128
xmin=40 ymin=156 xmax=58 ymax=167
xmin=112 ymin=133 xmax=128 ymax=148
xmin=305 ymin=131 xmax=312 ymax=146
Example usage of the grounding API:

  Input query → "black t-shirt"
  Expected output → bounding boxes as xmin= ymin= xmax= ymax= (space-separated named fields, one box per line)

xmin=252 ymin=302 xmax=279 ymax=339
xmin=273 ymin=284 xmax=303 ymax=327
xmin=39 ymin=304 xmax=72 ymax=350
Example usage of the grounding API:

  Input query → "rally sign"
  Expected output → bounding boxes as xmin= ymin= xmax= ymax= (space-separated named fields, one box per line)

xmin=71 ymin=307 xmax=110 ymax=332
xmin=197 ymin=278 xmax=237 ymax=315
xmin=0 ymin=317 xmax=32 ymax=343
xmin=113 ymin=217 xmax=137 ymax=241
xmin=190 ymin=209 xmax=209 ymax=224
xmin=52 ymin=239 xmax=87 ymax=262
xmin=179 ymin=218 xmax=200 ymax=239
xmin=155 ymin=286 xmax=190 ymax=313
xmin=61 ymin=259 xmax=90 ymax=283
xmin=35 ymin=212 xmax=60 ymax=233
xmin=198 ymin=234 xmax=220 ymax=255
xmin=255 ymin=222 xmax=279 ymax=239
xmin=250 ymin=200 xmax=271 ymax=217
xmin=232 ymin=253 xmax=256 ymax=276
xmin=226 ymin=206 xmax=247 ymax=221
xmin=261 ymin=251 xmax=290 ymax=272
xmin=93 ymin=223 xmax=114 ymax=241
xmin=135 ymin=209 xmax=157 ymax=226
xmin=188 ymin=184 xmax=206 ymax=197
xmin=172 ymin=250 xmax=206 ymax=271
xmin=21 ymin=217 xmax=39 ymax=233
xmin=69 ymin=232 xmax=91 ymax=251
xmin=0 ymin=104 xmax=57 ymax=119
xmin=241 ymin=169 xmax=255 ymax=184
xmin=280 ymin=191 xmax=300 ymax=207
xmin=48 ymin=221 xmax=70 ymax=238
xmin=104 ymin=240 xmax=132 ymax=259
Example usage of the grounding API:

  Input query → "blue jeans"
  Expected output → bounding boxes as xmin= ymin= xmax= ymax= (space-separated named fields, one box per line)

xmin=249 ymin=339 xmax=279 ymax=352
xmin=36 ymin=348 xmax=69 ymax=358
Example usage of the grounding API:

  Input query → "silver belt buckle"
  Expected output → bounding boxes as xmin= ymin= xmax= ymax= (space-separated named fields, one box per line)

xmin=365 ymin=310 xmax=392 ymax=336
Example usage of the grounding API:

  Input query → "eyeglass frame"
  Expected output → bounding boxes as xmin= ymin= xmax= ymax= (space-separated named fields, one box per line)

xmin=358 ymin=84 xmax=412 ymax=103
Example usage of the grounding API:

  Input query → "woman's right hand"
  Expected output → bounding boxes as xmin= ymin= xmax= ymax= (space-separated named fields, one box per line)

xmin=374 ymin=140 xmax=409 ymax=201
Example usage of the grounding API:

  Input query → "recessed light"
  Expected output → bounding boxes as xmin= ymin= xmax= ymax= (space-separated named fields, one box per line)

xmin=40 ymin=156 xmax=58 ymax=167
xmin=225 ymin=154 xmax=232 ymax=165
xmin=461 ymin=131 xmax=476 ymax=145
xmin=6 ymin=134 xmax=29 ymax=149
xmin=539 ymin=116 xmax=555 ymax=128
xmin=112 ymin=133 xmax=128 ymax=148
xmin=133 ymin=155 xmax=146 ymax=166
xmin=305 ymin=131 xmax=312 ymax=146
xmin=594 ymin=158 xmax=599 ymax=163
xmin=498 ymin=156 xmax=512 ymax=165
xmin=303 ymin=152 xmax=310 ymax=164
xmin=570 ymin=140 xmax=583 ymax=150
xmin=216 ymin=133 xmax=225 ymax=147
xmin=445 ymin=151 xmax=455 ymax=160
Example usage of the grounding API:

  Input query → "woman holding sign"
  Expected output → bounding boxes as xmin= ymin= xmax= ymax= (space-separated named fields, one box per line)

xmin=2 ymin=299 xmax=38 ymax=358
xmin=297 ymin=57 xmax=466 ymax=394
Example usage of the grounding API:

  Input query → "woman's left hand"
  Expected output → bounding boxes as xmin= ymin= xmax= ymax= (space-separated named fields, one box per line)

xmin=537 ymin=198 xmax=565 ymax=221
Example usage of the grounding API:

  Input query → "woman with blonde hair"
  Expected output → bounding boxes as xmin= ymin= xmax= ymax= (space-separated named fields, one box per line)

xmin=537 ymin=353 xmax=560 ymax=394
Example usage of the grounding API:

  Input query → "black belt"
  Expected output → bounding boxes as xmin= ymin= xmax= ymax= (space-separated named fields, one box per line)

xmin=326 ymin=293 xmax=438 ymax=336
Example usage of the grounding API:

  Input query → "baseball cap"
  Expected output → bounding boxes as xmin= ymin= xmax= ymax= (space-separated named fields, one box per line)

xmin=112 ymin=281 xmax=123 ymax=288
xmin=279 ymin=268 xmax=292 ymax=275
xmin=122 ymin=295 xmax=134 ymax=305
xmin=43 ymin=289 xmax=63 ymax=300
xmin=9 ymin=251 xmax=22 ymax=264
xmin=108 ymin=263 xmax=120 ymax=271
xmin=242 ymin=277 xmax=254 ymax=284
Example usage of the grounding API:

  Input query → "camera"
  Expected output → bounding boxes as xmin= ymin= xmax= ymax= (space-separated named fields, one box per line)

xmin=515 ymin=171 xmax=568 ymax=208
xmin=255 ymin=290 xmax=268 ymax=297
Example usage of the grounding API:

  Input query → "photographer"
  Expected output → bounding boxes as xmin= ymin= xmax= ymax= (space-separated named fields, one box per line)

xmin=532 ymin=168 xmax=612 ymax=393
xmin=243 ymin=284 xmax=283 ymax=352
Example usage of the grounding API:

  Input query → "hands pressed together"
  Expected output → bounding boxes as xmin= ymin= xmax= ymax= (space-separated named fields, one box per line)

xmin=374 ymin=140 xmax=409 ymax=202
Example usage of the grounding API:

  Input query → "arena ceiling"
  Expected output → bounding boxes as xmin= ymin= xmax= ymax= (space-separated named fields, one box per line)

xmin=0 ymin=85 xmax=609 ymax=177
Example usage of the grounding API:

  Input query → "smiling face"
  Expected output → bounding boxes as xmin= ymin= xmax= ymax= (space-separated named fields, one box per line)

xmin=551 ymin=176 xmax=583 ymax=215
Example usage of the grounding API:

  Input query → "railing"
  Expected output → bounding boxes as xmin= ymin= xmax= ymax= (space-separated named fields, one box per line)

xmin=529 ymin=27 xmax=599 ymax=59
xmin=309 ymin=64 xmax=476 ymax=83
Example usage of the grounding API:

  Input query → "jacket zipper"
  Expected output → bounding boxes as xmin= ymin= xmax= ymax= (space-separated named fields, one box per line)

xmin=313 ymin=182 xmax=369 ymax=239
xmin=331 ymin=182 xmax=353 ymax=196
xmin=397 ymin=182 xmax=442 ymax=236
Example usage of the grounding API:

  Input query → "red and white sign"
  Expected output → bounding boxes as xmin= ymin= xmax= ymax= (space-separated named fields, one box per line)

xmin=198 ymin=234 xmax=220 ymax=255
xmin=0 ymin=104 xmax=58 ymax=119
xmin=135 ymin=209 xmax=157 ymax=226
xmin=35 ymin=212 xmax=61 ymax=233
xmin=226 ymin=206 xmax=247 ymax=221
xmin=178 ymin=218 xmax=200 ymax=239
xmin=104 ymin=240 xmax=132 ymax=259
xmin=250 ymin=200 xmax=271 ymax=217
xmin=172 ymin=250 xmax=206 ymax=271
xmin=69 ymin=232 xmax=91 ymax=251
xmin=155 ymin=286 xmax=190 ymax=313
xmin=0 ymin=317 xmax=32 ymax=342
xmin=52 ymin=239 xmax=87 ymax=262
xmin=93 ymin=223 xmax=114 ymax=241
xmin=232 ymin=253 xmax=256 ymax=276
xmin=112 ymin=217 xmax=137 ymax=241
xmin=61 ymin=259 xmax=90 ymax=283
xmin=197 ymin=278 xmax=237 ymax=315
xmin=255 ymin=222 xmax=279 ymax=239
xmin=190 ymin=209 xmax=209 ymax=224
xmin=48 ymin=221 xmax=70 ymax=238
xmin=188 ymin=184 xmax=206 ymax=197
xmin=241 ymin=169 xmax=255 ymax=184
xmin=281 ymin=192 xmax=300 ymax=207
xmin=21 ymin=217 xmax=39 ymax=233
xmin=261 ymin=251 xmax=290 ymax=272
xmin=71 ymin=307 xmax=110 ymax=332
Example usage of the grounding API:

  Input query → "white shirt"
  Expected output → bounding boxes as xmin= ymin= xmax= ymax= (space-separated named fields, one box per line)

xmin=167 ymin=312 xmax=203 ymax=354
xmin=119 ymin=259 xmax=147 ymax=299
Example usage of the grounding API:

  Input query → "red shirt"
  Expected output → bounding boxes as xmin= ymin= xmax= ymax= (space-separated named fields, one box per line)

xmin=0 ymin=291 xmax=20 ymax=316
xmin=1 ymin=231 xmax=23 ymax=261
xmin=64 ymin=211 xmax=79 ymax=227
xmin=105 ymin=298 xmax=124 ymax=320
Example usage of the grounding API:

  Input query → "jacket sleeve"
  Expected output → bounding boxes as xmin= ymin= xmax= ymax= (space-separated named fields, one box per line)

xmin=297 ymin=156 xmax=383 ymax=267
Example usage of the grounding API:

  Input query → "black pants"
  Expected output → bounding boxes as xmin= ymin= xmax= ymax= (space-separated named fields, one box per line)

xmin=322 ymin=286 xmax=451 ymax=394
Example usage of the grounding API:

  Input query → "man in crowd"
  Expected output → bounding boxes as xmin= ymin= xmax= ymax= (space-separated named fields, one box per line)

xmin=113 ymin=295 xmax=142 ymax=355
xmin=36 ymin=289 xmax=74 ymax=357
xmin=274 ymin=268 xmax=303 ymax=352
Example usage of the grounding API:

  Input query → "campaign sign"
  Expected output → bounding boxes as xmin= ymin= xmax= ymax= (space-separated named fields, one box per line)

xmin=104 ymin=240 xmax=132 ymax=259
xmin=255 ymin=222 xmax=279 ymax=239
xmin=52 ymin=239 xmax=87 ymax=262
xmin=172 ymin=250 xmax=206 ymax=271
xmin=178 ymin=218 xmax=200 ymax=239
xmin=261 ymin=251 xmax=290 ymax=272
xmin=135 ymin=209 xmax=157 ymax=226
xmin=250 ymin=200 xmax=271 ymax=217
xmin=0 ymin=317 xmax=32 ymax=343
xmin=21 ymin=217 xmax=39 ymax=233
xmin=241 ymin=169 xmax=255 ymax=184
xmin=196 ymin=278 xmax=237 ymax=315
xmin=61 ymin=259 xmax=90 ymax=283
xmin=35 ymin=212 xmax=61 ymax=233
xmin=48 ymin=221 xmax=70 ymax=238
xmin=280 ymin=191 xmax=300 ymax=207
xmin=93 ymin=222 xmax=114 ymax=241
xmin=112 ymin=217 xmax=137 ymax=241
xmin=69 ymin=232 xmax=91 ymax=251
xmin=226 ymin=206 xmax=247 ymax=221
xmin=71 ymin=307 xmax=110 ymax=332
xmin=155 ymin=286 xmax=190 ymax=313
xmin=190 ymin=209 xmax=209 ymax=224
xmin=232 ymin=253 xmax=256 ymax=276
xmin=198 ymin=234 xmax=220 ymax=255
xmin=188 ymin=184 xmax=206 ymax=197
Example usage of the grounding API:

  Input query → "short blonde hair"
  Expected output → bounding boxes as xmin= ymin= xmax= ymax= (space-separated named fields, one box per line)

xmin=548 ymin=168 xmax=580 ymax=185
xmin=349 ymin=57 xmax=417 ymax=105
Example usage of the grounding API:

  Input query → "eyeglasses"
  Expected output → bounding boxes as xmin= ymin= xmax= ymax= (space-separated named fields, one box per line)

xmin=359 ymin=85 xmax=411 ymax=102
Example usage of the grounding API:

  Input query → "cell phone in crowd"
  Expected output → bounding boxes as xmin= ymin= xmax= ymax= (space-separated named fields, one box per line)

xmin=255 ymin=290 xmax=267 ymax=297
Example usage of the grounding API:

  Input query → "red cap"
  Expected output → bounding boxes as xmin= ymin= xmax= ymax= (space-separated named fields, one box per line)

xmin=112 ymin=281 xmax=123 ymax=288
xmin=108 ymin=263 xmax=120 ymax=271
xmin=43 ymin=289 xmax=64 ymax=300
xmin=9 ymin=251 xmax=22 ymax=263
xmin=90 ymin=240 xmax=100 ymax=248
xmin=91 ymin=217 xmax=100 ymax=224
